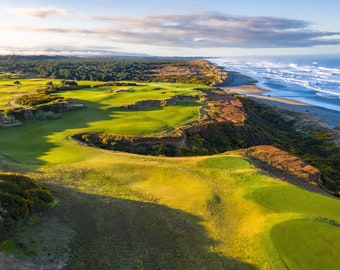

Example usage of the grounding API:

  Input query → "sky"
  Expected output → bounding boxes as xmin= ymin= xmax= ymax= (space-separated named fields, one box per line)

xmin=0 ymin=0 xmax=340 ymax=57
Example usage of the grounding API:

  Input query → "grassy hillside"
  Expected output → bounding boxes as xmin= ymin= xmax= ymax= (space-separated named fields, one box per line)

xmin=0 ymin=78 xmax=339 ymax=269
xmin=21 ymin=153 xmax=340 ymax=269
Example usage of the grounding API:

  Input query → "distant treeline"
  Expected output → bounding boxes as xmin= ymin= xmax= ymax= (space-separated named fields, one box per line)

xmin=0 ymin=55 xmax=68 ymax=62
xmin=0 ymin=57 xmax=226 ymax=85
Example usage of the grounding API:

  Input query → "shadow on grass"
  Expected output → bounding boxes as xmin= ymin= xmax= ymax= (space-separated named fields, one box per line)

xmin=0 ymin=100 xmax=112 ymax=167
xmin=7 ymin=185 xmax=256 ymax=270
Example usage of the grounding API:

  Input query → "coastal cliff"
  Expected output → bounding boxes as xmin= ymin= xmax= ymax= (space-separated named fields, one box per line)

xmin=72 ymin=86 xmax=340 ymax=196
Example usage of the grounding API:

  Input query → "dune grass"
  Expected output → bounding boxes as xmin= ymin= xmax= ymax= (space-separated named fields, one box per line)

xmin=0 ymin=78 xmax=339 ymax=269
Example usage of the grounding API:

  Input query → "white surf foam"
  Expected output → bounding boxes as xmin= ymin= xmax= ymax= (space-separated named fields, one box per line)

xmin=210 ymin=56 xmax=340 ymax=111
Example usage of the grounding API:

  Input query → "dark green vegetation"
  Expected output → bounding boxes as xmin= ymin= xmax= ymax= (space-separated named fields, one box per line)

xmin=0 ymin=173 xmax=53 ymax=242
xmin=0 ymin=55 xmax=66 ymax=62
xmin=15 ymin=93 xmax=63 ymax=106
xmin=0 ymin=58 xmax=226 ymax=85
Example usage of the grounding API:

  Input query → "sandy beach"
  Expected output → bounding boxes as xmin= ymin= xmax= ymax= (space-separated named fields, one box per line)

xmin=221 ymin=72 xmax=340 ymax=128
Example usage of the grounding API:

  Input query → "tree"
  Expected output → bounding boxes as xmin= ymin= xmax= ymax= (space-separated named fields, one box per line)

xmin=64 ymin=80 xmax=78 ymax=86
xmin=46 ymin=81 xmax=55 ymax=89
xmin=13 ymin=80 xmax=22 ymax=88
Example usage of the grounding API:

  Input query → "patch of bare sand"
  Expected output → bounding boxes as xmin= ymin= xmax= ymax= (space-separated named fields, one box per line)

xmin=222 ymin=84 xmax=309 ymax=105
xmin=249 ymin=95 xmax=310 ymax=106
xmin=222 ymin=85 xmax=267 ymax=94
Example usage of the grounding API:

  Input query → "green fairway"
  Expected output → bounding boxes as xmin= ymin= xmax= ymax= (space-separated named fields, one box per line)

xmin=0 ymin=80 xmax=204 ymax=164
xmin=56 ymin=82 xmax=205 ymax=107
xmin=200 ymin=156 xmax=251 ymax=170
xmin=271 ymin=219 xmax=340 ymax=270
xmin=249 ymin=185 xmax=340 ymax=269
xmin=0 ymin=78 xmax=340 ymax=269
xmin=251 ymin=186 xmax=340 ymax=221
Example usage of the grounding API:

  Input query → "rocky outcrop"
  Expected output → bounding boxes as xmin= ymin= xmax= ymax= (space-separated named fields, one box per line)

xmin=0 ymin=114 xmax=22 ymax=127
xmin=203 ymin=90 xmax=248 ymax=124
xmin=244 ymin=145 xmax=321 ymax=184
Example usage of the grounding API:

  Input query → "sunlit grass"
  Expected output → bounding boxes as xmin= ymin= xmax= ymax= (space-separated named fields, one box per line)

xmin=271 ymin=219 xmax=340 ymax=270
xmin=251 ymin=186 xmax=340 ymax=221
xmin=0 ymin=78 xmax=339 ymax=269
xmin=35 ymin=151 xmax=340 ymax=269
xmin=0 ymin=80 xmax=203 ymax=164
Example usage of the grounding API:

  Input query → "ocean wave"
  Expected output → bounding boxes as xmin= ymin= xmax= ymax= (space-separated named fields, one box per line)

xmin=210 ymin=56 xmax=340 ymax=111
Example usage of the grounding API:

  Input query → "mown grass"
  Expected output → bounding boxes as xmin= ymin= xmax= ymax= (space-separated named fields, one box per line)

xmin=0 ymin=78 xmax=339 ymax=269
xmin=0 ymin=80 xmax=204 ymax=164
xmin=271 ymin=219 xmax=340 ymax=270
xmin=199 ymin=156 xmax=251 ymax=170
xmin=251 ymin=186 xmax=340 ymax=221
xmin=250 ymin=185 xmax=340 ymax=269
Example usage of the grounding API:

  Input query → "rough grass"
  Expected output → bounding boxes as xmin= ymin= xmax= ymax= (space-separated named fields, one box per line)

xmin=0 ymin=79 xmax=339 ymax=269
xmin=24 ymin=153 xmax=337 ymax=269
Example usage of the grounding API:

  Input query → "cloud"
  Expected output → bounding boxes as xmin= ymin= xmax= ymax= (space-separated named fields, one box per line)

xmin=0 ymin=45 xmax=149 ymax=57
xmin=5 ymin=12 xmax=340 ymax=49
xmin=9 ymin=6 xmax=69 ymax=19
xmin=7 ymin=24 xmax=97 ymax=35
xmin=91 ymin=12 xmax=340 ymax=48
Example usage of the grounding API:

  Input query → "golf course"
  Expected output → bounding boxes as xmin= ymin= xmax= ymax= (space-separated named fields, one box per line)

xmin=0 ymin=75 xmax=339 ymax=269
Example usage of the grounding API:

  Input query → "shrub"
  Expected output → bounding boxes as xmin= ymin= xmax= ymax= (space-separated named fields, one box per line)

xmin=15 ymin=93 xmax=63 ymax=106
xmin=0 ymin=173 xmax=53 ymax=241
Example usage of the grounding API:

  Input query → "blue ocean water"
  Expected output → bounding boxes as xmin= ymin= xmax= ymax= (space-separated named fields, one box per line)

xmin=210 ymin=55 xmax=340 ymax=112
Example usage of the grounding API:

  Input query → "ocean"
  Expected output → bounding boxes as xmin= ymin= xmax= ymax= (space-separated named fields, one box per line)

xmin=210 ymin=55 xmax=340 ymax=113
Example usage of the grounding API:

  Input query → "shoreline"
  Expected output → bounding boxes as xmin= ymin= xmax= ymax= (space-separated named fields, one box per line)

xmin=221 ymin=72 xmax=340 ymax=128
